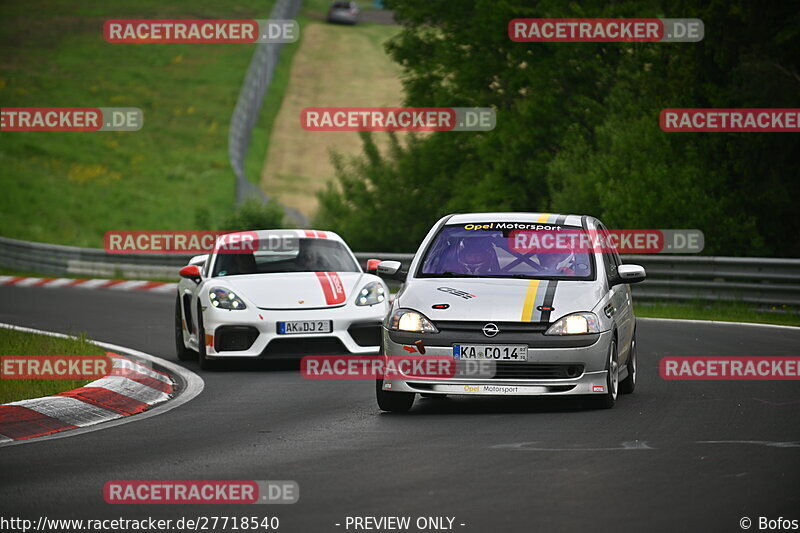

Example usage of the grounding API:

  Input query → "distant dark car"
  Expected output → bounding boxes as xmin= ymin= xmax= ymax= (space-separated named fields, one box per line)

xmin=327 ymin=1 xmax=360 ymax=25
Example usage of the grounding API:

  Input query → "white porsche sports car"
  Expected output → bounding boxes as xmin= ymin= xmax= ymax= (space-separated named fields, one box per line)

xmin=374 ymin=212 xmax=647 ymax=412
xmin=175 ymin=229 xmax=390 ymax=369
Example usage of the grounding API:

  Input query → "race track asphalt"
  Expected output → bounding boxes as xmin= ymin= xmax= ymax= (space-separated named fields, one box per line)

xmin=1 ymin=284 xmax=798 ymax=532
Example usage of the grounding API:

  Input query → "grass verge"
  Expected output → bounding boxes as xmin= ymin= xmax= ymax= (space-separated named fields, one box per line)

xmin=636 ymin=301 xmax=800 ymax=327
xmin=258 ymin=10 xmax=403 ymax=216
xmin=0 ymin=328 xmax=106 ymax=404
xmin=0 ymin=0 xmax=275 ymax=247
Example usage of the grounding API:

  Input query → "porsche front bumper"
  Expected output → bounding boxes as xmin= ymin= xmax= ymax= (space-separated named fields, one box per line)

xmin=200 ymin=303 xmax=386 ymax=359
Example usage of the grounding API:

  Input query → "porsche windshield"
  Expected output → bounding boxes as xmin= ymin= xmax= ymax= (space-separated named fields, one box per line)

xmin=418 ymin=224 xmax=595 ymax=280
xmin=212 ymin=238 xmax=359 ymax=276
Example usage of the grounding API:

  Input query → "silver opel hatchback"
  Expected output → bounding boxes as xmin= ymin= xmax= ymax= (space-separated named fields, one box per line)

xmin=375 ymin=212 xmax=646 ymax=412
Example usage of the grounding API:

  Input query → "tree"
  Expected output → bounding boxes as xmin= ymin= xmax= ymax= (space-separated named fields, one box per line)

xmin=317 ymin=0 xmax=800 ymax=256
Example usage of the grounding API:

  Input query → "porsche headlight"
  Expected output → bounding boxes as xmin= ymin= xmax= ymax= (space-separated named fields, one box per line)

xmin=386 ymin=309 xmax=438 ymax=333
xmin=545 ymin=312 xmax=600 ymax=335
xmin=209 ymin=287 xmax=247 ymax=310
xmin=356 ymin=281 xmax=386 ymax=306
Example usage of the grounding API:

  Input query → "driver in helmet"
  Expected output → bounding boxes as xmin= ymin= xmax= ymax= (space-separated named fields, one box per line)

xmin=456 ymin=238 xmax=497 ymax=275
xmin=536 ymin=251 xmax=575 ymax=275
xmin=295 ymin=242 xmax=327 ymax=271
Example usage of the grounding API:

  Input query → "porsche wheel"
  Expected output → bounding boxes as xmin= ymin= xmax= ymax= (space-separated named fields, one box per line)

xmin=197 ymin=302 xmax=216 ymax=370
xmin=174 ymin=296 xmax=195 ymax=361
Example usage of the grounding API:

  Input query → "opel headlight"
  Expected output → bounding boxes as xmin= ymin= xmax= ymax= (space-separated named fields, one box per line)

xmin=209 ymin=287 xmax=247 ymax=310
xmin=386 ymin=309 xmax=438 ymax=333
xmin=545 ymin=312 xmax=601 ymax=335
xmin=356 ymin=281 xmax=386 ymax=306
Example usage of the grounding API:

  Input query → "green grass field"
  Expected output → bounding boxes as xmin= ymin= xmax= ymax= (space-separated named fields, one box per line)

xmin=0 ymin=0 xmax=276 ymax=247
xmin=635 ymin=301 xmax=800 ymax=327
xmin=259 ymin=19 xmax=402 ymax=216
xmin=0 ymin=328 xmax=106 ymax=404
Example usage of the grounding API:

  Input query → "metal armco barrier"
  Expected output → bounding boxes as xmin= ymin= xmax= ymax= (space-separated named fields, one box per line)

xmin=0 ymin=236 xmax=191 ymax=280
xmin=1 ymin=235 xmax=798 ymax=305
xmin=352 ymin=253 xmax=800 ymax=306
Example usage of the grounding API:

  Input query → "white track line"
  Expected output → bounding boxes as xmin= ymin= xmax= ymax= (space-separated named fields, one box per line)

xmin=84 ymin=376 xmax=170 ymax=404
xmin=0 ymin=276 xmax=178 ymax=294
xmin=108 ymin=280 xmax=149 ymax=291
xmin=73 ymin=279 xmax=114 ymax=289
xmin=640 ymin=317 xmax=800 ymax=331
xmin=43 ymin=278 xmax=78 ymax=288
xmin=12 ymin=278 xmax=42 ymax=287
xmin=11 ymin=396 xmax=123 ymax=427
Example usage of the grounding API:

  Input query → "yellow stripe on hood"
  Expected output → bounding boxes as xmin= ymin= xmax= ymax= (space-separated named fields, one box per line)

xmin=520 ymin=279 xmax=541 ymax=322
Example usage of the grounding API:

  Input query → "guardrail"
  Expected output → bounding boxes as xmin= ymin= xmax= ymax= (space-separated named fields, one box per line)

xmin=228 ymin=0 xmax=306 ymax=226
xmin=1 ymin=235 xmax=798 ymax=305
xmin=0 ymin=235 xmax=189 ymax=280
xmin=353 ymin=253 xmax=800 ymax=306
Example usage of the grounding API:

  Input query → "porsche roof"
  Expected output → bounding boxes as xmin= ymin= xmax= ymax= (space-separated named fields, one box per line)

xmin=222 ymin=229 xmax=345 ymax=242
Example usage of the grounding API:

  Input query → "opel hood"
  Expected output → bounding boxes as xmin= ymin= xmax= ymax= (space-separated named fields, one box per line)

xmin=397 ymin=278 xmax=604 ymax=323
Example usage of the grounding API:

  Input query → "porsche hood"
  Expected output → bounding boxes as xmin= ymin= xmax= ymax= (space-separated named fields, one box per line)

xmin=217 ymin=272 xmax=368 ymax=309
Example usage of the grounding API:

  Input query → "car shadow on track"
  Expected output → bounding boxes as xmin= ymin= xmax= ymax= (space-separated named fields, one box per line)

xmin=183 ymin=358 xmax=303 ymax=373
xmin=399 ymin=395 xmax=607 ymax=415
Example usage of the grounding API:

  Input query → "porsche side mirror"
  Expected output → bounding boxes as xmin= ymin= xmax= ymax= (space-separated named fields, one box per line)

xmin=179 ymin=264 xmax=202 ymax=283
xmin=188 ymin=254 xmax=209 ymax=267
xmin=366 ymin=258 xmax=381 ymax=274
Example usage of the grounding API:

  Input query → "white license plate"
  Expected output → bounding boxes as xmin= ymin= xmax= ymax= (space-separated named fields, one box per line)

xmin=277 ymin=320 xmax=332 ymax=335
xmin=453 ymin=344 xmax=528 ymax=361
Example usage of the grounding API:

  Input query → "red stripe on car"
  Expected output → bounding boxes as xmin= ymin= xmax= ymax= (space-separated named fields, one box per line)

xmin=315 ymin=272 xmax=346 ymax=305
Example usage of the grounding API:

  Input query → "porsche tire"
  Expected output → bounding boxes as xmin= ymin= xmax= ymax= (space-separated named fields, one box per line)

xmin=197 ymin=302 xmax=217 ymax=370
xmin=174 ymin=297 xmax=196 ymax=362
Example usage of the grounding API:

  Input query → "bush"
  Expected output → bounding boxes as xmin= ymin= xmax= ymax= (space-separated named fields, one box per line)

xmin=220 ymin=199 xmax=285 ymax=231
